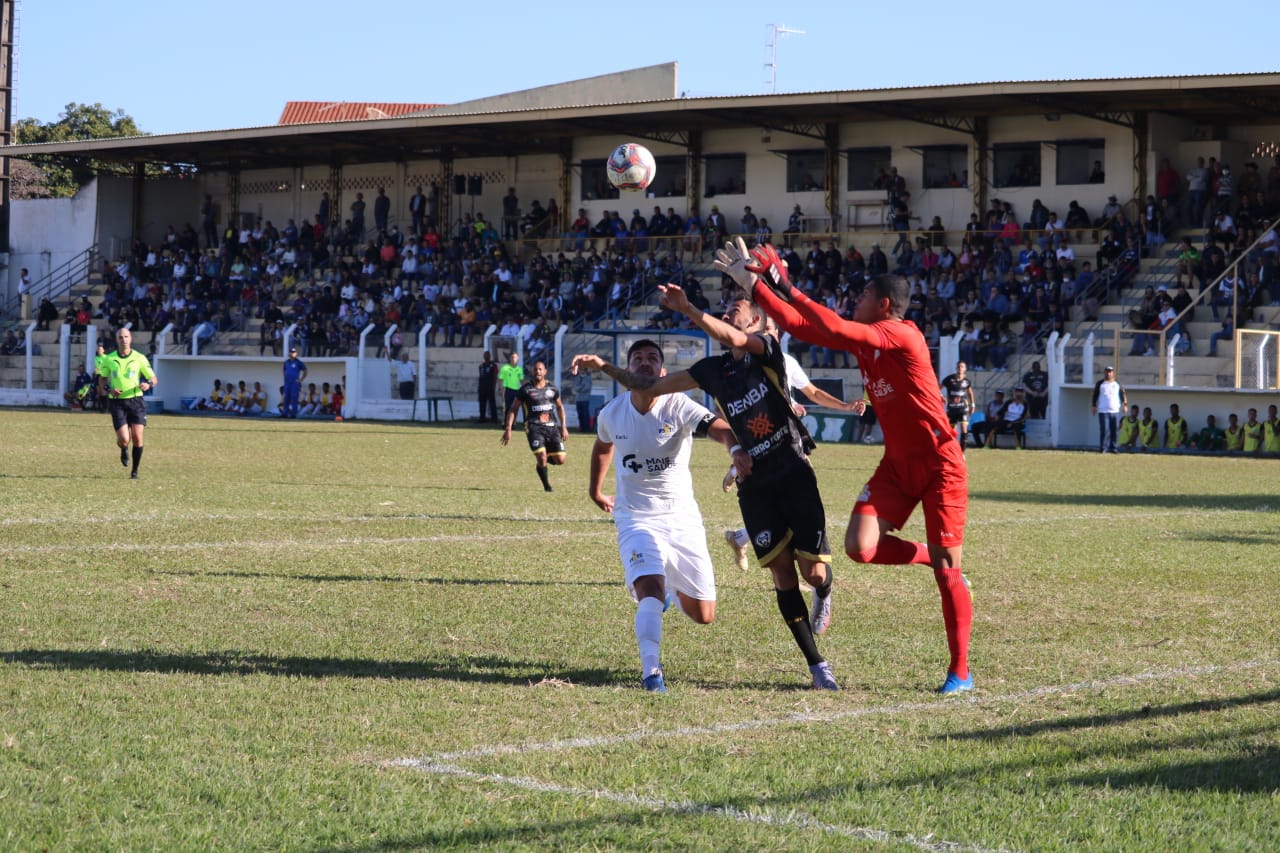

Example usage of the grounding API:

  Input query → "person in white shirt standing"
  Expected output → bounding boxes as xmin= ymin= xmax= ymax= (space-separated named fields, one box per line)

xmin=583 ymin=338 xmax=738 ymax=693
xmin=1090 ymin=365 xmax=1127 ymax=453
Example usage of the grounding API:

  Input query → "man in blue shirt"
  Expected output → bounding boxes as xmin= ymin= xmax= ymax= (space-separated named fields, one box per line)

xmin=281 ymin=347 xmax=308 ymax=418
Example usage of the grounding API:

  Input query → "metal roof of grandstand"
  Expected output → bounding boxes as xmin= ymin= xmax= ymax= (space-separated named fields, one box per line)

xmin=8 ymin=72 xmax=1280 ymax=172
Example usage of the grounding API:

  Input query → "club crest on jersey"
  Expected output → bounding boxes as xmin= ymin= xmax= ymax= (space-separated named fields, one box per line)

xmin=659 ymin=422 xmax=674 ymax=437
xmin=753 ymin=530 xmax=772 ymax=549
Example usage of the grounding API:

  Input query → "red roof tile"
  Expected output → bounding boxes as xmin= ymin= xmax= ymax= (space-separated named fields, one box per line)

xmin=277 ymin=101 xmax=441 ymax=125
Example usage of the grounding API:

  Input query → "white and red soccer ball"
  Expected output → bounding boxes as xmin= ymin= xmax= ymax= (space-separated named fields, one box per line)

xmin=606 ymin=143 xmax=657 ymax=191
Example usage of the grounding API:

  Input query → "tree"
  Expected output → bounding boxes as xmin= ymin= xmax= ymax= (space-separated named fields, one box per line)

xmin=12 ymin=102 xmax=149 ymax=198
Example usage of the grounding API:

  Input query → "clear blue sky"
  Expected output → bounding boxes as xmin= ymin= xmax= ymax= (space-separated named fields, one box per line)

xmin=15 ymin=1 xmax=1276 ymax=136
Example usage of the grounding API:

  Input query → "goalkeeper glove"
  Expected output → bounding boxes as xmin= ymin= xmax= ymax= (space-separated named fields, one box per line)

xmin=712 ymin=236 xmax=756 ymax=292
xmin=745 ymin=244 xmax=794 ymax=303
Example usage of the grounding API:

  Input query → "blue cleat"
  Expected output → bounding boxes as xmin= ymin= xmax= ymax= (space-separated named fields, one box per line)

xmin=809 ymin=661 xmax=839 ymax=691
xmin=937 ymin=671 xmax=973 ymax=695
xmin=642 ymin=671 xmax=667 ymax=693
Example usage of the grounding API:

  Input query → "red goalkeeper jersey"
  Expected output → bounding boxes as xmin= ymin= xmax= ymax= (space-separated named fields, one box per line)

xmin=754 ymin=285 xmax=957 ymax=461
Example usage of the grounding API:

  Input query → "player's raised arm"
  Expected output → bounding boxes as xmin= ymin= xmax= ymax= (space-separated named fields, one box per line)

xmin=571 ymin=353 xmax=699 ymax=397
xmin=657 ymin=283 xmax=764 ymax=356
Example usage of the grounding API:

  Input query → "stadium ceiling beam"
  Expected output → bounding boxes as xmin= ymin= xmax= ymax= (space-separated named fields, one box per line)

xmin=1196 ymin=89 xmax=1280 ymax=120
xmin=696 ymin=109 xmax=829 ymax=143
xmin=1007 ymin=95 xmax=1136 ymax=129
xmin=854 ymin=104 xmax=975 ymax=136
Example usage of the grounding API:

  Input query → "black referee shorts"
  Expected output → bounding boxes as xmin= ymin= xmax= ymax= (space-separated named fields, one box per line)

xmin=110 ymin=396 xmax=148 ymax=430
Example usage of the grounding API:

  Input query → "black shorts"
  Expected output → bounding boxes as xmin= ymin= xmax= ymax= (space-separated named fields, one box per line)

xmin=737 ymin=462 xmax=829 ymax=564
xmin=946 ymin=405 xmax=970 ymax=426
xmin=110 ymin=396 xmax=148 ymax=430
xmin=525 ymin=423 xmax=565 ymax=455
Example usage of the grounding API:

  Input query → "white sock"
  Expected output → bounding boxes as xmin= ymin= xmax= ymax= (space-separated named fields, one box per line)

xmin=635 ymin=596 xmax=664 ymax=677
xmin=733 ymin=528 xmax=750 ymax=548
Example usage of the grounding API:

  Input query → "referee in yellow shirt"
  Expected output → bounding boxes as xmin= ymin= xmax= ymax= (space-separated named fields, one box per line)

xmin=99 ymin=329 xmax=157 ymax=479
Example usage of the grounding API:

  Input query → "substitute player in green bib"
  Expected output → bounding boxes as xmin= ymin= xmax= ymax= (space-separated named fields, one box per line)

xmin=99 ymin=328 xmax=157 ymax=479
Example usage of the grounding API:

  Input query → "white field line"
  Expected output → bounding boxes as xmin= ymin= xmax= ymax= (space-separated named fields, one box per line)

xmin=388 ymin=657 xmax=1275 ymax=852
xmin=2 ymin=505 xmax=1271 ymax=530
xmin=2 ymin=531 xmax=606 ymax=555
xmin=0 ymin=511 xmax=611 ymax=527
xmin=391 ymin=759 xmax=1015 ymax=853
xmin=416 ymin=657 xmax=1278 ymax=764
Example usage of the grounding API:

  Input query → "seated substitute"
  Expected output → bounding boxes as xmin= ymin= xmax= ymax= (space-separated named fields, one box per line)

xmin=986 ymin=386 xmax=1028 ymax=449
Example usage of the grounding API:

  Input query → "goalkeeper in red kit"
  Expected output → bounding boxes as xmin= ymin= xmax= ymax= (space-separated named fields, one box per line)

xmin=714 ymin=237 xmax=974 ymax=694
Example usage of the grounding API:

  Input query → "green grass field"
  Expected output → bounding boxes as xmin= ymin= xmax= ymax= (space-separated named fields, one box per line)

xmin=2 ymin=409 xmax=1277 ymax=851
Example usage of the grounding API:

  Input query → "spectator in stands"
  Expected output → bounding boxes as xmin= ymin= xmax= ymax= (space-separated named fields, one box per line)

xmin=1207 ymin=312 xmax=1235 ymax=357
xmin=36 ymin=297 xmax=59 ymax=331
xmin=1186 ymin=157 xmax=1210 ymax=226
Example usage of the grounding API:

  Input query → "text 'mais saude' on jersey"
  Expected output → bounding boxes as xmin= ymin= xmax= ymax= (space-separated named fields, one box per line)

xmin=596 ymin=392 xmax=716 ymax=521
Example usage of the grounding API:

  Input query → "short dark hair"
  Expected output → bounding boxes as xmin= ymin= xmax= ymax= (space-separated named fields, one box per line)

xmin=626 ymin=338 xmax=664 ymax=363
xmin=867 ymin=274 xmax=911 ymax=317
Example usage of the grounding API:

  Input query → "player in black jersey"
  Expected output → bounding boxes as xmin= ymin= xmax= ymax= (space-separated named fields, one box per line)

xmin=939 ymin=360 xmax=975 ymax=451
xmin=571 ymin=285 xmax=839 ymax=690
xmin=500 ymin=359 xmax=568 ymax=492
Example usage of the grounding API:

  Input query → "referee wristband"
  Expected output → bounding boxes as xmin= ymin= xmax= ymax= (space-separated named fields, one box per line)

xmin=729 ymin=444 xmax=742 ymax=455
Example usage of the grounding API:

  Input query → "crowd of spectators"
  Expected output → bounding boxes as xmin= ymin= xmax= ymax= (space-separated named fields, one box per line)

xmin=25 ymin=201 xmax=723 ymax=358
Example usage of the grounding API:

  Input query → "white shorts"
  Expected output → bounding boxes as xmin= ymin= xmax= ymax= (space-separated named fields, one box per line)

xmin=617 ymin=519 xmax=717 ymax=603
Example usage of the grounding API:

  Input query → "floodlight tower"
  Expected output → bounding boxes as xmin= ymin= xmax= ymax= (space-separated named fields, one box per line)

xmin=765 ymin=23 xmax=805 ymax=94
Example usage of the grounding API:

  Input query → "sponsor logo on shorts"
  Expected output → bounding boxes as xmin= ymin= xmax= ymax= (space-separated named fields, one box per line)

xmin=857 ymin=483 xmax=872 ymax=503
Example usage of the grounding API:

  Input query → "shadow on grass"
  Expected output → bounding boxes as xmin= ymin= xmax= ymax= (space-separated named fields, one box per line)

xmin=148 ymin=568 xmax=618 ymax=587
xmin=939 ymin=687 xmax=1280 ymax=741
xmin=316 ymin=812 xmax=654 ymax=852
xmin=974 ymin=490 xmax=1278 ymax=512
xmin=0 ymin=647 xmax=619 ymax=686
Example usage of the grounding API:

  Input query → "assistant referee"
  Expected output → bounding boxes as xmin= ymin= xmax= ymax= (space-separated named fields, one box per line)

xmin=99 ymin=328 xmax=157 ymax=479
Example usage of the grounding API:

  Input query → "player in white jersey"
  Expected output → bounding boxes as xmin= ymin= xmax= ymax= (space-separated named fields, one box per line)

xmin=583 ymin=338 xmax=739 ymax=693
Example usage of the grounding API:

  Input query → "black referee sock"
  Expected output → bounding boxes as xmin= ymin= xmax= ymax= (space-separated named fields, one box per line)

xmin=775 ymin=587 xmax=823 ymax=666
xmin=131 ymin=446 xmax=144 ymax=473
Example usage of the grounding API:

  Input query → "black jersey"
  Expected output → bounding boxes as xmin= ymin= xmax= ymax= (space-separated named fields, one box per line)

xmin=687 ymin=333 xmax=812 ymax=485
xmin=941 ymin=373 xmax=973 ymax=418
xmin=514 ymin=382 xmax=561 ymax=430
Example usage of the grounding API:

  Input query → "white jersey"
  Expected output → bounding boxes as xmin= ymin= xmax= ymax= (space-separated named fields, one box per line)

xmin=596 ymin=392 xmax=717 ymax=524
xmin=782 ymin=351 xmax=811 ymax=392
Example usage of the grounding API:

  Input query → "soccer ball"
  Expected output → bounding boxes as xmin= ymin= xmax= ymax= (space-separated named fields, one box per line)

xmin=606 ymin=143 xmax=657 ymax=191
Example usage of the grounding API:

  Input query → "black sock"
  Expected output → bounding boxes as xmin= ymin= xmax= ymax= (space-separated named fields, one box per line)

xmin=131 ymin=445 xmax=144 ymax=472
xmin=536 ymin=465 xmax=551 ymax=490
xmin=776 ymin=587 xmax=823 ymax=666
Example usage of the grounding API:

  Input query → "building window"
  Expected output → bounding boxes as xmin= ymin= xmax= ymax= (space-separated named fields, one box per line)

xmin=785 ymin=151 xmax=825 ymax=192
xmin=993 ymin=143 xmax=1042 ymax=188
xmin=922 ymin=145 xmax=968 ymax=188
xmin=581 ymin=158 xmax=619 ymax=200
xmin=846 ymin=147 xmax=890 ymax=191
xmin=648 ymin=156 xmax=688 ymax=198
xmin=704 ymin=154 xmax=745 ymax=198
xmin=1056 ymin=139 xmax=1105 ymax=185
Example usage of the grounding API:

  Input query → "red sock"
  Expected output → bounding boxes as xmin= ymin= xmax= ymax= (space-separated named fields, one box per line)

xmin=934 ymin=567 xmax=972 ymax=678
xmin=850 ymin=535 xmax=930 ymax=566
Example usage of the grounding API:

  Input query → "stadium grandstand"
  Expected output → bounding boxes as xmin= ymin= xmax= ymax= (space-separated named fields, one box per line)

xmin=5 ymin=61 xmax=1280 ymax=446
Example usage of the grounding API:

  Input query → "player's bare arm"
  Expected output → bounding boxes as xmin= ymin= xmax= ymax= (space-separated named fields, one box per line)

xmin=571 ymin=353 xmax=698 ymax=396
xmin=587 ymin=439 xmax=615 ymax=513
xmin=658 ymin=283 xmax=763 ymax=355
